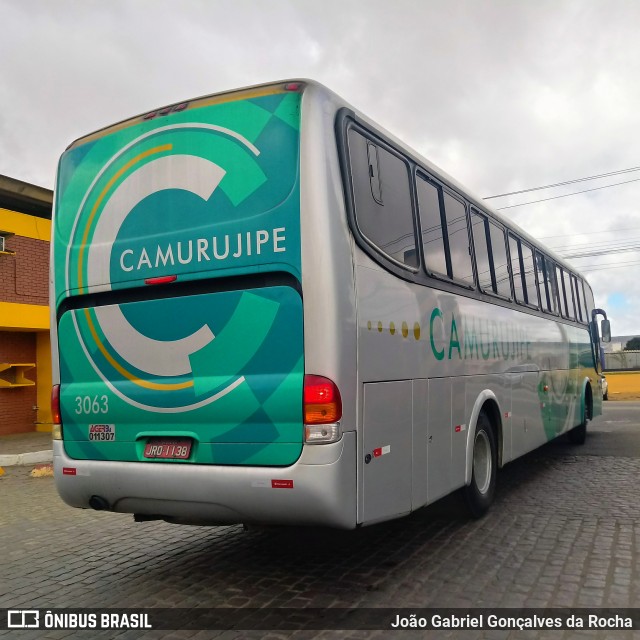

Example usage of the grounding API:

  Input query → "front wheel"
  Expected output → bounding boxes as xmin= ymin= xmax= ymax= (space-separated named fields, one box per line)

xmin=568 ymin=395 xmax=589 ymax=445
xmin=463 ymin=411 xmax=497 ymax=518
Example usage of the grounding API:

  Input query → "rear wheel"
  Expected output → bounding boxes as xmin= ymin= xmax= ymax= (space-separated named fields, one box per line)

xmin=464 ymin=411 xmax=497 ymax=518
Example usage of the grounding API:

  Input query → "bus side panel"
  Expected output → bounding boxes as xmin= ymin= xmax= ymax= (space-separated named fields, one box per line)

xmin=298 ymin=86 xmax=359 ymax=516
xmin=426 ymin=377 xmax=452 ymax=504
xmin=507 ymin=370 xmax=542 ymax=461
xmin=361 ymin=381 xmax=412 ymax=524
xmin=354 ymin=249 xmax=593 ymax=514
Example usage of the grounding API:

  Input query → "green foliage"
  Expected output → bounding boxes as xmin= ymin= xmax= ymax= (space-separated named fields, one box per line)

xmin=624 ymin=337 xmax=640 ymax=350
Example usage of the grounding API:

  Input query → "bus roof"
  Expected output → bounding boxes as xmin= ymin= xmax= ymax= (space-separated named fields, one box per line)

xmin=65 ymin=78 xmax=585 ymax=282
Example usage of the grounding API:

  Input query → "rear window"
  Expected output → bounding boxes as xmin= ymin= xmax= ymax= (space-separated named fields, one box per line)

xmin=347 ymin=129 xmax=417 ymax=268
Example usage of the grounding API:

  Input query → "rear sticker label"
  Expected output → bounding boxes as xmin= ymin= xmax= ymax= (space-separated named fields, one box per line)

xmin=88 ymin=424 xmax=116 ymax=441
xmin=271 ymin=479 xmax=294 ymax=489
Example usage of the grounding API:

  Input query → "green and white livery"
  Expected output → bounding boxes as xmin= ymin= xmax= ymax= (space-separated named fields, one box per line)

xmin=52 ymin=80 xmax=609 ymax=528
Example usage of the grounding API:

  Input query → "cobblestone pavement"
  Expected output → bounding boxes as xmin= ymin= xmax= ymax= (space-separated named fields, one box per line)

xmin=1 ymin=405 xmax=639 ymax=640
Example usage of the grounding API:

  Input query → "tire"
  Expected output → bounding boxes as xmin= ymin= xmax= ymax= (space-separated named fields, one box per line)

xmin=603 ymin=391 xmax=608 ymax=401
xmin=567 ymin=399 xmax=588 ymax=444
xmin=464 ymin=411 xmax=497 ymax=518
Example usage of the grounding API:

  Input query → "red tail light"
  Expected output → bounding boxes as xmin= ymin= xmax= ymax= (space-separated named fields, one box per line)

xmin=303 ymin=375 xmax=342 ymax=424
xmin=51 ymin=384 xmax=62 ymax=424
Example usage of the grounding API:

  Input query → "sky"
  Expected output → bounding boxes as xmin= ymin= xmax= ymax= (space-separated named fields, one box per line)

xmin=1 ymin=0 xmax=639 ymax=335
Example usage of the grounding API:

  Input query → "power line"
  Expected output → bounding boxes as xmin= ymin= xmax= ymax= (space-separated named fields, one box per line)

xmin=579 ymin=259 xmax=640 ymax=272
xmin=562 ymin=244 xmax=640 ymax=260
xmin=549 ymin=236 xmax=640 ymax=254
xmin=537 ymin=226 xmax=640 ymax=241
xmin=484 ymin=165 xmax=640 ymax=200
xmin=495 ymin=177 xmax=640 ymax=210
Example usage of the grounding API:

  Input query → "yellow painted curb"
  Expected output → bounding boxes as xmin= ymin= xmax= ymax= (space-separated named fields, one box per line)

xmin=605 ymin=371 xmax=640 ymax=396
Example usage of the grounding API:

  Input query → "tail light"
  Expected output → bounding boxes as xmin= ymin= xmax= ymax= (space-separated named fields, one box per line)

xmin=51 ymin=385 xmax=62 ymax=440
xmin=303 ymin=375 xmax=342 ymax=444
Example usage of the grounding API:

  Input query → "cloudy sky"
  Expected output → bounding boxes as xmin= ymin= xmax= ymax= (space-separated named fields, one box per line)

xmin=1 ymin=0 xmax=639 ymax=335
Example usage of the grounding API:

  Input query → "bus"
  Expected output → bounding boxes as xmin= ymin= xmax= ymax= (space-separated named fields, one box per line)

xmin=51 ymin=79 xmax=610 ymax=528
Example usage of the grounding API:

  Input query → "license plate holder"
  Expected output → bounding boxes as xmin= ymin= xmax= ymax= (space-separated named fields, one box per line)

xmin=143 ymin=438 xmax=192 ymax=460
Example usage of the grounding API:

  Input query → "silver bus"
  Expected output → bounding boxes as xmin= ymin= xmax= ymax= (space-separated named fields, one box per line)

xmin=51 ymin=79 xmax=610 ymax=528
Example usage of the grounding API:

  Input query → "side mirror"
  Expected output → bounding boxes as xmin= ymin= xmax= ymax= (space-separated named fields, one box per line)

xmin=601 ymin=318 xmax=611 ymax=343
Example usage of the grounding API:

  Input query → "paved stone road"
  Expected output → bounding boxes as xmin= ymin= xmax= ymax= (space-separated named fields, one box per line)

xmin=1 ymin=405 xmax=639 ymax=640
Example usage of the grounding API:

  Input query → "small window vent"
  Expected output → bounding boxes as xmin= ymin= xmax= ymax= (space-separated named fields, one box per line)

xmin=0 ymin=231 xmax=16 ymax=254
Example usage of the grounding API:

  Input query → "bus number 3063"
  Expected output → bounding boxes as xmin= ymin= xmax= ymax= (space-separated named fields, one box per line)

xmin=75 ymin=395 xmax=109 ymax=415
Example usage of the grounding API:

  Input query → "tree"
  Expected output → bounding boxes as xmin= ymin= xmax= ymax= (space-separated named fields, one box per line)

xmin=624 ymin=337 xmax=640 ymax=351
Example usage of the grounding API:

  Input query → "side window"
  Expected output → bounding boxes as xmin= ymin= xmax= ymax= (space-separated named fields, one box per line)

xmin=509 ymin=234 xmax=525 ymax=303
xmin=571 ymin=275 xmax=583 ymax=322
xmin=537 ymin=254 xmax=559 ymax=315
xmin=488 ymin=221 xmax=511 ymax=298
xmin=536 ymin=252 xmax=551 ymax=312
xmin=472 ymin=212 xmax=511 ymax=298
xmin=556 ymin=265 xmax=568 ymax=316
xmin=442 ymin=192 xmax=473 ymax=284
xmin=347 ymin=129 xmax=417 ymax=268
xmin=521 ymin=243 xmax=538 ymax=308
xmin=583 ymin=281 xmax=595 ymax=322
xmin=556 ymin=265 xmax=574 ymax=319
xmin=416 ymin=176 xmax=447 ymax=276
xmin=563 ymin=270 xmax=576 ymax=319
xmin=417 ymin=177 xmax=473 ymax=285
xmin=546 ymin=258 xmax=560 ymax=314
xmin=470 ymin=210 xmax=492 ymax=291
xmin=366 ymin=142 xmax=383 ymax=204
xmin=580 ymin=279 xmax=590 ymax=322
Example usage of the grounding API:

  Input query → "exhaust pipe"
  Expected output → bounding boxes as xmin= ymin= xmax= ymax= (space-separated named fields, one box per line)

xmin=88 ymin=495 xmax=110 ymax=511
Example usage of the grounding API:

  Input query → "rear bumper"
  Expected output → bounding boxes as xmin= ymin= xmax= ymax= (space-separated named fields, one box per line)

xmin=53 ymin=432 xmax=357 ymax=529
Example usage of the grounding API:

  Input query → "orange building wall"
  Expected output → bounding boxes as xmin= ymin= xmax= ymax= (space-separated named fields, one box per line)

xmin=0 ymin=331 xmax=37 ymax=435
xmin=0 ymin=208 xmax=52 ymax=435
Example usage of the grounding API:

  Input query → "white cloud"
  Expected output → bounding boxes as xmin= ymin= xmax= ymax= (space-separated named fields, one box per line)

xmin=1 ymin=0 xmax=638 ymax=333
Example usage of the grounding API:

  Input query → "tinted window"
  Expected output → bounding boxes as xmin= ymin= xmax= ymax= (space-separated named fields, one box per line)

xmin=563 ymin=271 xmax=576 ymax=319
xmin=556 ymin=265 xmax=573 ymax=318
xmin=366 ymin=142 xmax=383 ymax=204
xmin=521 ymin=243 xmax=538 ymax=308
xmin=348 ymin=129 xmax=417 ymax=267
xmin=443 ymin=192 xmax=473 ymax=283
xmin=471 ymin=210 xmax=492 ymax=291
xmin=509 ymin=235 xmax=525 ymax=303
xmin=583 ymin=281 xmax=595 ymax=320
xmin=571 ymin=275 xmax=582 ymax=322
xmin=536 ymin=252 xmax=551 ymax=312
xmin=580 ymin=279 xmax=590 ymax=321
xmin=416 ymin=176 xmax=447 ymax=276
xmin=556 ymin=266 xmax=566 ymax=316
xmin=489 ymin=221 xmax=511 ymax=297
xmin=546 ymin=258 xmax=559 ymax=314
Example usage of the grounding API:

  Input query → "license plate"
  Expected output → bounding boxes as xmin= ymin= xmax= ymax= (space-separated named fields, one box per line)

xmin=144 ymin=439 xmax=192 ymax=460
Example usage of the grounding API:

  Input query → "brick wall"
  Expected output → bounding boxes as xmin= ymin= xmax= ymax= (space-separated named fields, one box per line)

xmin=0 ymin=235 xmax=49 ymax=305
xmin=0 ymin=331 xmax=37 ymax=435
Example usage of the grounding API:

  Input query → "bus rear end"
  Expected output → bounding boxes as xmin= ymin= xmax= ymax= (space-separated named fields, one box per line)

xmin=51 ymin=81 xmax=355 ymax=528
